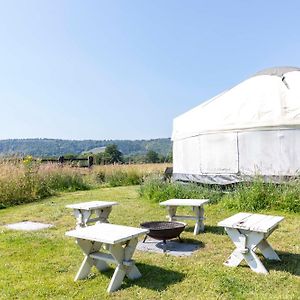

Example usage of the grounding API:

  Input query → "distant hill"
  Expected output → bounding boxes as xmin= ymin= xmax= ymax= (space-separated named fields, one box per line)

xmin=0 ymin=138 xmax=172 ymax=157
xmin=81 ymin=147 xmax=106 ymax=155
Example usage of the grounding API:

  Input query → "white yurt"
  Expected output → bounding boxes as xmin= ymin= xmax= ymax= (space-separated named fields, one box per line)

xmin=172 ymin=66 xmax=300 ymax=184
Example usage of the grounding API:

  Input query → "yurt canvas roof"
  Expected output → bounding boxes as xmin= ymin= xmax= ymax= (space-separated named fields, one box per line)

xmin=172 ymin=67 xmax=300 ymax=141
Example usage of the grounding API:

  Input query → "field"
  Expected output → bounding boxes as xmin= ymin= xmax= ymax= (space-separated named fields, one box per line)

xmin=0 ymin=185 xmax=299 ymax=299
xmin=0 ymin=161 xmax=170 ymax=208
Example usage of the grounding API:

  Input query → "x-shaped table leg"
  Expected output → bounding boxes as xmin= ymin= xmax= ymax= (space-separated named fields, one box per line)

xmin=74 ymin=237 xmax=141 ymax=293
xmin=73 ymin=210 xmax=92 ymax=229
xmin=224 ymin=228 xmax=280 ymax=274
xmin=95 ymin=207 xmax=112 ymax=224
xmin=108 ymin=237 xmax=141 ymax=293
xmin=193 ymin=206 xmax=205 ymax=234
xmin=75 ymin=239 xmax=109 ymax=280
xmin=167 ymin=206 xmax=177 ymax=221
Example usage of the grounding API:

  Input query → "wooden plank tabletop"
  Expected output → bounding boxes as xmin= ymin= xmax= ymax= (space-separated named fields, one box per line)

xmin=159 ymin=199 xmax=210 ymax=207
xmin=218 ymin=213 xmax=284 ymax=233
xmin=66 ymin=201 xmax=118 ymax=210
xmin=66 ymin=223 xmax=149 ymax=244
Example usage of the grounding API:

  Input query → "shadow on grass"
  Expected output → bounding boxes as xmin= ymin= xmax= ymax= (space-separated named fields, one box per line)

xmin=264 ymin=251 xmax=300 ymax=276
xmin=89 ymin=263 xmax=185 ymax=292
xmin=155 ymin=239 xmax=204 ymax=253
xmin=228 ymin=251 xmax=300 ymax=276
xmin=123 ymin=263 xmax=185 ymax=291
xmin=184 ymin=225 xmax=225 ymax=235
xmin=179 ymin=238 xmax=204 ymax=245
xmin=205 ymin=225 xmax=226 ymax=235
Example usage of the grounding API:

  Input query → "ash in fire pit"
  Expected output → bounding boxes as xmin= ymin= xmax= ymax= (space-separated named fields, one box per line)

xmin=140 ymin=221 xmax=186 ymax=252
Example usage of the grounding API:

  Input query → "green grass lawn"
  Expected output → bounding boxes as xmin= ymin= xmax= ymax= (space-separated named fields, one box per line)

xmin=0 ymin=186 xmax=299 ymax=299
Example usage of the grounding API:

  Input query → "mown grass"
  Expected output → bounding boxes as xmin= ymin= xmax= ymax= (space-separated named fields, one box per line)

xmin=0 ymin=186 xmax=299 ymax=299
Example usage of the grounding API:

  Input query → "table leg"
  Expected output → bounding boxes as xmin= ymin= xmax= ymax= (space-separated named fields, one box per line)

xmin=95 ymin=207 xmax=112 ymax=224
xmin=224 ymin=248 xmax=244 ymax=267
xmin=256 ymin=239 xmax=281 ymax=261
xmin=243 ymin=249 xmax=268 ymax=274
xmin=108 ymin=237 xmax=140 ymax=293
xmin=74 ymin=239 xmax=108 ymax=281
xmin=167 ymin=206 xmax=177 ymax=221
xmin=193 ymin=206 xmax=205 ymax=234
xmin=75 ymin=255 xmax=94 ymax=280
xmin=225 ymin=228 xmax=268 ymax=274
xmin=124 ymin=238 xmax=141 ymax=280
xmin=73 ymin=209 xmax=82 ymax=229
xmin=73 ymin=209 xmax=92 ymax=229
xmin=108 ymin=264 xmax=127 ymax=293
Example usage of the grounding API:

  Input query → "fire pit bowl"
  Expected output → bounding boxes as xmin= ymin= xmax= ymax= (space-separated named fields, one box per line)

xmin=140 ymin=221 xmax=186 ymax=252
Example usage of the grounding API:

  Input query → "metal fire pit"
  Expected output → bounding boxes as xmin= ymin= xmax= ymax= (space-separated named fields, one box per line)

xmin=140 ymin=221 xmax=186 ymax=252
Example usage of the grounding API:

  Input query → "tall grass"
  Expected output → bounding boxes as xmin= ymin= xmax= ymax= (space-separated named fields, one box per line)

xmin=222 ymin=178 xmax=300 ymax=213
xmin=0 ymin=161 xmax=170 ymax=208
xmin=139 ymin=175 xmax=224 ymax=204
xmin=0 ymin=160 xmax=89 ymax=208
xmin=90 ymin=163 xmax=170 ymax=187
xmin=140 ymin=176 xmax=300 ymax=213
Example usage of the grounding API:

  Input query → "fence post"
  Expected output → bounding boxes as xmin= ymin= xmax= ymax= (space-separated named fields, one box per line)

xmin=88 ymin=156 xmax=93 ymax=168
xmin=58 ymin=156 xmax=64 ymax=164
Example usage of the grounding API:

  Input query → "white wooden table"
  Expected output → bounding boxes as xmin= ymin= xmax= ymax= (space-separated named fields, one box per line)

xmin=66 ymin=201 xmax=118 ymax=229
xmin=159 ymin=199 xmax=209 ymax=235
xmin=218 ymin=212 xmax=284 ymax=274
xmin=66 ymin=223 xmax=149 ymax=293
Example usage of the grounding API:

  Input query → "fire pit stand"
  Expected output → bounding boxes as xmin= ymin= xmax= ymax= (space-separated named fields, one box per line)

xmin=140 ymin=221 xmax=186 ymax=253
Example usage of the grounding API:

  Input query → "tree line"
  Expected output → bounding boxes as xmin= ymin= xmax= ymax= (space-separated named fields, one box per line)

xmin=92 ymin=144 xmax=172 ymax=164
xmin=0 ymin=138 xmax=172 ymax=157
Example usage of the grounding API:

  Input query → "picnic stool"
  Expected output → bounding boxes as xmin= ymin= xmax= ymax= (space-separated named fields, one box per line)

xmin=66 ymin=223 xmax=149 ymax=293
xmin=66 ymin=201 xmax=118 ymax=229
xmin=159 ymin=199 xmax=209 ymax=235
xmin=218 ymin=212 xmax=284 ymax=274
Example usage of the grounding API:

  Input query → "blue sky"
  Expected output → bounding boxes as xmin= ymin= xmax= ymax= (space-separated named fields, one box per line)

xmin=1 ymin=1 xmax=300 ymax=140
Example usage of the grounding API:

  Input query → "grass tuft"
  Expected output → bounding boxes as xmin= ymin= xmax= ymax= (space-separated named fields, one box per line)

xmin=139 ymin=176 xmax=224 ymax=204
xmin=90 ymin=163 xmax=170 ymax=187
xmin=222 ymin=178 xmax=300 ymax=213
xmin=140 ymin=176 xmax=300 ymax=213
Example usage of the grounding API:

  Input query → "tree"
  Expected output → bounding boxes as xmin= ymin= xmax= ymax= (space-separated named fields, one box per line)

xmin=104 ymin=144 xmax=123 ymax=164
xmin=164 ymin=151 xmax=173 ymax=163
xmin=146 ymin=150 xmax=159 ymax=163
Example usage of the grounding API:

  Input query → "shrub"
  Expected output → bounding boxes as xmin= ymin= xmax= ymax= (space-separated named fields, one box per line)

xmin=93 ymin=171 xmax=106 ymax=184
